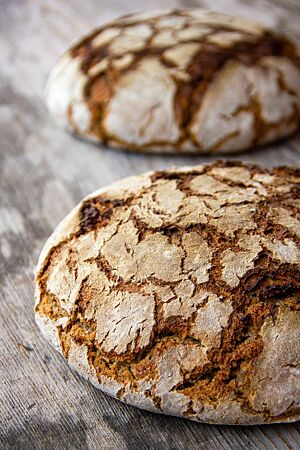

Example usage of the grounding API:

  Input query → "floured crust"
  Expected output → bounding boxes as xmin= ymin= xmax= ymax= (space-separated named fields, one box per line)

xmin=46 ymin=8 xmax=300 ymax=154
xmin=35 ymin=161 xmax=300 ymax=424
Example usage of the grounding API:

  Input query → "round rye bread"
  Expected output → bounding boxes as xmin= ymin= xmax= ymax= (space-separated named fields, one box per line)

xmin=35 ymin=161 xmax=300 ymax=425
xmin=46 ymin=9 xmax=300 ymax=154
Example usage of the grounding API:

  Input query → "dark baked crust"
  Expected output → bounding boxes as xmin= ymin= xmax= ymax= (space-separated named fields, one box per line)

xmin=74 ymin=18 xmax=299 ymax=145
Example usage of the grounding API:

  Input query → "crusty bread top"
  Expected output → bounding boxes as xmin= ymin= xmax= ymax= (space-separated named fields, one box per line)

xmin=35 ymin=161 xmax=300 ymax=424
xmin=46 ymin=8 xmax=300 ymax=154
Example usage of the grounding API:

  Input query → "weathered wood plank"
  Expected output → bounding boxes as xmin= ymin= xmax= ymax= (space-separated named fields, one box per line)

xmin=0 ymin=0 xmax=299 ymax=449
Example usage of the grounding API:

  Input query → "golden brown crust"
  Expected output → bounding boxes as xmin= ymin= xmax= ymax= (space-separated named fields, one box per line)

xmin=35 ymin=161 xmax=300 ymax=424
xmin=46 ymin=9 xmax=300 ymax=154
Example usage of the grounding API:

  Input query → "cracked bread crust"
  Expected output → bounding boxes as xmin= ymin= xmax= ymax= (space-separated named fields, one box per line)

xmin=35 ymin=161 xmax=300 ymax=424
xmin=46 ymin=8 xmax=300 ymax=154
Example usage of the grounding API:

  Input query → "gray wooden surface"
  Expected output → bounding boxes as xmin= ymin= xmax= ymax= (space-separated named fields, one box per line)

xmin=1 ymin=0 xmax=300 ymax=449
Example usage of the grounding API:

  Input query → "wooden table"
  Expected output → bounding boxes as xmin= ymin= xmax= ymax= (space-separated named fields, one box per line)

xmin=1 ymin=1 xmax=300 ymax=449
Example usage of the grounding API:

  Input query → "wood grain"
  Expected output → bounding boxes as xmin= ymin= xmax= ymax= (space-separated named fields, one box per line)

xmin=0 ymin=1 xmax=299 ymax=449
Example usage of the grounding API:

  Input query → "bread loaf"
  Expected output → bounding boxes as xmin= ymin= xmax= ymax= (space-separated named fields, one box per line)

xmin=35 ymin=161 xmax=300 ymax=424
xmin=46 ymin=9 xmax=300 ymax=154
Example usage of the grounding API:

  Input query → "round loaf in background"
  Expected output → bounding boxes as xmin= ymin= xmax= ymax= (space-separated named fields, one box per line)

xmin=35 ymin=161 xmax=300 ymax=425
xmin=45 ymin=8 xmax=300 ymax=154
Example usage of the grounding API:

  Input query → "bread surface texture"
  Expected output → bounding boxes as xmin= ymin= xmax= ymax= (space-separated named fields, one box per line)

xmin=35 ymin=161 xmax=300 ymax=425
xmin=46 ymin=8 xmax=300 ymax=154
